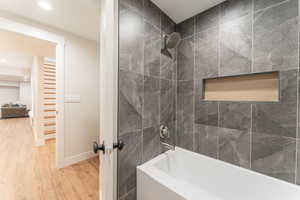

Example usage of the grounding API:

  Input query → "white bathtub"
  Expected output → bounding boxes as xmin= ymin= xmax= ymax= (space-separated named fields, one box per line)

xmin=137 ymin=147 xmax=300 ymax=200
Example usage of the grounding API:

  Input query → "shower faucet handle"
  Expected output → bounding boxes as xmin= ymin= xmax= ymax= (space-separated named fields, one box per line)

xmin=160 ymin=125 xmax=169 ymax=139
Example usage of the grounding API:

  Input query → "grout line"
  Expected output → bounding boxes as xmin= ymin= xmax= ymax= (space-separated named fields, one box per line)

xmin=295 ymin=7 xmax=299 ymax=183
xmin=253 ymin=0 xmax=290 ymax=14
xmin=250 ymin=0 xmax=254 ymax=170
xmin=250 ymin=104 xmax=253 ymax=169
xmin=217 ymin=5 xmax=221 ymax=160
xmin=251 ymin=0 xmax=254 ymax=73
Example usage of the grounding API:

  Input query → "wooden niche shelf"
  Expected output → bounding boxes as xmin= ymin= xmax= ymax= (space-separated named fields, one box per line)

xmin=203 ymin=72 xmax=279 ymax=102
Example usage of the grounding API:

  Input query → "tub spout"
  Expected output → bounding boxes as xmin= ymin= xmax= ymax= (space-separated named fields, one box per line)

xmin=161 ymin=142 xmax=175 ymax=151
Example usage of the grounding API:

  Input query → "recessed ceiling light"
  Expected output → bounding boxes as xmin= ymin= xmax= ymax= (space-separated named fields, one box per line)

xmin=38 ymin=1 xmax=53 ymax=11
xmin=0 ymin=58 xmax=7 ymax=63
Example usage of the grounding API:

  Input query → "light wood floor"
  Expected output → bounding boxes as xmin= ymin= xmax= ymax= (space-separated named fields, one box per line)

xmin=0 ymin=118 xmax=99 ymax=200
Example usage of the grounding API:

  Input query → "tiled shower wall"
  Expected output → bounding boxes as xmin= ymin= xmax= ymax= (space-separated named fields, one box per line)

xmin=118 ymin=0 xmax=176 ymax=199
xmin=176 ymin=0 xmax=300 ymax=185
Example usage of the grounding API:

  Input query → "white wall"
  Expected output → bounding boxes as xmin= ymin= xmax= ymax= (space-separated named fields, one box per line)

xmin=0 ymin=84 xmax=19 ymax=105
xmin=19 ymin=81 xmax=31 ymax=109
xmin=0 ymin=12 xmax=100 ymax=162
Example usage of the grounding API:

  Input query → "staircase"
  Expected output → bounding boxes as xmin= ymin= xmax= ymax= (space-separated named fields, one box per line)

xmin=42 ymin=61 xmax=56 ymax=139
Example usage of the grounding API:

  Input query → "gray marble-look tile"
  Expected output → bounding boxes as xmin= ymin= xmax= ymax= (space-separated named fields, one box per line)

xmin=144 ymin=0 xmax=161 ymax=29
xmin=144 ymin=21 xmax=161 ymax=77
xmin=252 ymin=132 xmax=296 ymax=183
xmin=176 ymin=17 xmax=195 ymax=39
xmin=118 ymin=131 xmax=142 ymax=198
xmin=177 ymin=131 xmax=194 ymax=151
xmin=161 ymin=48 xmax=176 ymax=80
xmin=143 ymin=76 xmax=160 ymax=128
xmin=160 ymin=79 xmax=176 ymax=143
xmin=220 ymin=15 xmax=252 ymax=76
xmin=177 ymin=37 xmax=195 ymax=81
xmin=161 ymin=12 xmax=176 ymax=34
xmin=119 ymin=70 xmax=144 ymax=136
xmin=119 ymin=8 xmax=144 ymax=74
xmin=177 ymin=80 xmax=194 ymax=134
xmin=196 ymin=5 xmax=219 ymax=33
xmin=219 ymin=102 xmax=251 ymax=131
xmin=120 ymin=0 xmax=143 ymax=15
xmin=254 ymin=0 xmax=288 ymax=12
xmin=220 ymin=0 xmax=252 ymax=24
xmin=194 ymin=124 xmax=219 ymax=159
xmin=219 ymin=127 xmax=251 ymax=168
xmin=119 ymin=188 xmax=136 ymax=200
xmin=253 ymin=0 xmax=298 ymax=72
xmin=195 ymin=27 xmax=219 ymax=79
xmin=297 ymin=139 xmax=300 ymax=185
xmin=142 ymin=126 xmax=161 ymax=163
xmin=252 ymin=70 xmax=297 ymax=138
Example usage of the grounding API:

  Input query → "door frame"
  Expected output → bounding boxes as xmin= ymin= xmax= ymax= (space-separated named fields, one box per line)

xmin=99 ymin=0 xmax=119 ymax=199
xmin=0 ymin=17 xmax=66 ymax=168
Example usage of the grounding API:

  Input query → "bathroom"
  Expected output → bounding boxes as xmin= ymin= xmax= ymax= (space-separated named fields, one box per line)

xmin=117 ymin=0 xmax=300 ymax=199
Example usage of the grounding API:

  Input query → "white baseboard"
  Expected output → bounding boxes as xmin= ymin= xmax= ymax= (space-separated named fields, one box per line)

xmin=44 ymin=134 xmax=56 ymax=140
xmin=63 ymin=151 xmax=97 ymax=167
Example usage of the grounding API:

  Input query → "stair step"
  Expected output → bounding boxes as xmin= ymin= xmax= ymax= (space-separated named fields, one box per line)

xmin=44 ymin=122 xmax=56 ymax=127
xmin=44 ymin=130 xmax=56 ymax=135
xmin=44 ymin=82 xmax=56 ymax=85
xmin=44 ymin=116 xmax=56 ymax=119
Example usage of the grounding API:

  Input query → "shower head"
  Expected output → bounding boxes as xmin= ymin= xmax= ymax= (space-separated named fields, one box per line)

xmin=161 ymin=32 xmax=182 ymax=59
xmin=166 ymin=32 xmax=181 ymax=49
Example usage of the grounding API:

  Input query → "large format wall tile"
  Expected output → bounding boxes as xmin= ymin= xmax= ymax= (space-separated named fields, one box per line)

xmin=118 ymin=131 xmax=142 ymax=198
xmin=297 ymin=139 xmax=300 ymax=185
xmin=177 ymin=37 xmax=195 ymax=81
xmin=144 ymin=0 xmax=161 ymax=29
xmin=142 ymin=126 xmax=161 ymax=163
xmin=161 ymin=12 xmax=176 ymax=34
xmin=161 ymin=48 xmax=176 ymax=80
xmin=253 ymin=0 xmax=298 ymax=72
xmin=219 ymin=103 xmax=251 ymax=131
xmin=119 ymin=70 xmax=144 ymax=136
xmin=196 ymin=5 xmax=220 ymax=33
xmin=119 ymin=188 xmax=136 ymax=200
xmin=219 ymin=103 xmax=251 ymax=167
xmin=177 ymin=80 xmax=194 ymax=150
xmin=220 ymin=15 xmax=252 ymax=76
xmin=160 ymin=79 xmax=176 ymax=143
xmin=194 ymin=124 xmax=219 ymax=158
xmin=120 ymin=0 xmax=143 ymax=15
xmin=176 ymin=17 xmax=195 ymax=39
xmin=254 ymin=0 xmax=287 ymax=12
xmin=144 ymin=21 xmax=161 ymax=77
xmin=251 ymin=133 xmax=296 ymax=183
xmin=195 ymin=27 xmax=219 ymax=79
xmin=143 ymin=76 xmax=160 ymax=128
xmin=252 ymin=70 xmax=297 ymax=138
xmin=220 ymin=0 xmax=252 ymax=23
xmin=119 ymin=8 xmax=144 ymax=74
xmin=218 ymin=127 xmax=251 ymax=168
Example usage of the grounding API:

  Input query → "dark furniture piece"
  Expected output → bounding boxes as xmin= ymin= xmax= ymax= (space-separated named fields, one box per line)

xmin=1 ymin=104 xmax=29 ymax=119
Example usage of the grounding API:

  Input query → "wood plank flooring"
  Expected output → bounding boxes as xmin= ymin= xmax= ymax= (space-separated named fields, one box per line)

xmin=0 ymin=118 xmax=99 ymax=200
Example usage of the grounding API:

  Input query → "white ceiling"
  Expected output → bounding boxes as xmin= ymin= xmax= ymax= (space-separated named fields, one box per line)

xmin=0 ymin=0 xmax=100 ymax=41
xmin=151 ymin=0 xmax=226 ymax=24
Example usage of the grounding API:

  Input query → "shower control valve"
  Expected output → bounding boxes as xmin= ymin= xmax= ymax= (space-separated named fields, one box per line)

xmin=160 ymin=125 xmax=169 ymax=139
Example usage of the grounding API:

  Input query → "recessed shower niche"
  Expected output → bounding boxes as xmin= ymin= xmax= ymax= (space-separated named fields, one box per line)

xmin=203 ymin=72 xmax=279 ymax=102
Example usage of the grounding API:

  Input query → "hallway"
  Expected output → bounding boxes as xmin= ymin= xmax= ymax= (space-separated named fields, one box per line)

xmin=0 ymin=118 xmax=99 ymax=200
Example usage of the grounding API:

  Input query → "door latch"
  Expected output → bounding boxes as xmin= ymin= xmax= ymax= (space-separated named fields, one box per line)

xmin=93 ymin=141 xmax=105 ymax=154
xmin=113 ymin=140 xmax=125 ymax=151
